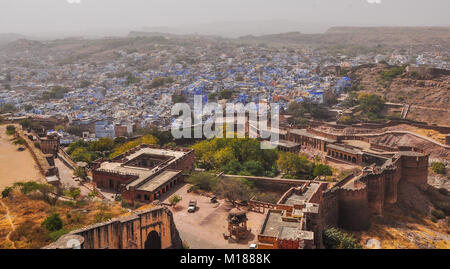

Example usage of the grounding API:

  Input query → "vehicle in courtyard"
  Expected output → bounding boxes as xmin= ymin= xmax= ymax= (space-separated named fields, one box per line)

xmin=188 ymin=199 xmax=197 ymax=212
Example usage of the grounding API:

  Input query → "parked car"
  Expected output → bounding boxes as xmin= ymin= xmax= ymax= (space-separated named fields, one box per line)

xmin=188 ymin=200 xmax=197 ymax=213
xmin=249 ymin=243 xmax=257 ymax=249
xmin=210 ymin=196 xmax=217 ymax=203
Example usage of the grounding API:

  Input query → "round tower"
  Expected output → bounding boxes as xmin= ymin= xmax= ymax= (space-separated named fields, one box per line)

xmin=337 ymin=183 xmax=371 ymax=231
xmin=401 ymin=153 xmax=428 ymax=190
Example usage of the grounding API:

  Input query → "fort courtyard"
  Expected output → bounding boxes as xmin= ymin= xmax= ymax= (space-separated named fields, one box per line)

xmin=161 ymin=183 xmax=266 ymax=249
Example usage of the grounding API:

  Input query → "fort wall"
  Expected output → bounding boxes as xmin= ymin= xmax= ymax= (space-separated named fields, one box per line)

xmin=337 ymin=186 xmax=371 ymax=230
xmin=44 ymin=206 xmax=182 ymax=249
xmin=323 ymin=151 xmax=428 ymax=231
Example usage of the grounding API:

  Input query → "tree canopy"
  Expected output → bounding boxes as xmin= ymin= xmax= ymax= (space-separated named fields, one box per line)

xmin=192 ymin=137 xmax=278 ymax=176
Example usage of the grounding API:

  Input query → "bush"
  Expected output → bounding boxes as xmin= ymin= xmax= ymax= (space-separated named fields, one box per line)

xmin=64 ymin=188 xmax=81 ymax=200
xmin=5 ymin=125 xmax=15 ymax=135
xmin=323 ymin=228 xmax=362 ymax=249
xmin=431 ymin=209 xmax=445 ymax=220
xmin=42 ymin=213 xmax=63 ymax=232
xmin=93 ymin=211 xmax=113 ymax=223
xmin=169 ymin=194 xmax=182 ymax=206
xmin=380 ymin=66 xmax=405 ymax=81
xmin=49 ymin=229 xmax=69 ymax=242
xmin=1 ymin=186 xmax=13 ymax=198
xmin=431 ymin=162 xmax=446 ymax=175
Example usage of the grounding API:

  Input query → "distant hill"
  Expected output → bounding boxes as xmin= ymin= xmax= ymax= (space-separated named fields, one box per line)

xmin=238 ymin=26 xmax=450 ymax=49
xmin=0 ymin=33 xmax=27 ymax=45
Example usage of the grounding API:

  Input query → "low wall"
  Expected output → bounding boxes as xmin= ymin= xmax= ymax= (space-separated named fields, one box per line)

xmin=222 ymin=174 xmax=308 ymax=193
xmin=15 ymin=130 xmax=53 ymax=177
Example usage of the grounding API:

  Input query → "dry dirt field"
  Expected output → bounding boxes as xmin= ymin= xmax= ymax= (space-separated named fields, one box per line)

xmin=161 ymin=183 xmax=266 ymax=249
xmin=0 ymin=125 xmax=43 ymax=190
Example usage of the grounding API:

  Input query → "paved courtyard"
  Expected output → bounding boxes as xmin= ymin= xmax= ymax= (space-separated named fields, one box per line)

xmin=161 ymin=183 xmax=266 ymax=249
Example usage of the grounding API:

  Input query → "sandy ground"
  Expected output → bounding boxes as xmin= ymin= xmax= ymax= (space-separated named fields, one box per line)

xmin=54 ymin=157 xmax=91 ymax=196
xmin=160 ymin=183 xmax=266 ymax=249
xmin=0 ymin=125 xmax=43 ymax=190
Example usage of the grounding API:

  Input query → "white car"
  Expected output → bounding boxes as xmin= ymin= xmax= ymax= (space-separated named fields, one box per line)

xmin=188 ymin=200 xmax=197 ymax=213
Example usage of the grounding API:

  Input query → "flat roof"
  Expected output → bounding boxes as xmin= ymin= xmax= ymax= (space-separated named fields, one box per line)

xmin=260 ymin=211 xmax=299 ymax=237
xmin=96 ymin=147 xmax=190 ymax=190
xmin=126 ymin=147 xmax=186 ymax=161
xmin=281 ymin=183 xmax=321 ymax=205
xmin=137 ymin=170 xmax=181 ymax=192
xmin=289 ymin=129 xmax=335 ymax=143
xmin=327 ymin=144 xmax=361 ymax=155
xmin=272 ymin=139 xmax=300 ymax=148
xmin=278 ymin=226 xmax=314 ymax=241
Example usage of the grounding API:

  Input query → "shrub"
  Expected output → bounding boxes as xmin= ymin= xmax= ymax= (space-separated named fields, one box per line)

xmin=64 ymin=188 xmax=81 ymax=200
xmin=431 ymin=209 xmax=445 ymax=220
xmin=169 ymin=194 xmax=182 ymax=206
xmin=49 ymin=229 xmax=69 ymax=242
xmin=1 ymin=186 xmax=13 ymax=198
xmin=87 ymin=190 xmax=99 ymax=201
xmin=5 ymin=125 xmax=15 ymax=135
xmin=431 ymin=162 xmax=446 ymax=175
xmin=323 ymin=228 xmax=362 ymax=249
xmin=74 ymin=167 xmax=87 ymax=180
xmin=42 ymin=213 xmax=63 ymax=232
xmin=93 ymin=211 xmax=113 ymax=223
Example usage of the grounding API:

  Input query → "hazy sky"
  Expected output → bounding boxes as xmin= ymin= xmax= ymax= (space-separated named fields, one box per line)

xmin=0 ymin=0 xmax=449 ymax=37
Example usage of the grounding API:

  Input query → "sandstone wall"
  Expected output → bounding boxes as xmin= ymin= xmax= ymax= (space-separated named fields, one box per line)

xmin=337 ymin=186 xmax=371 ymax=230
xmin=45 ymin=207 xmax=182 ymax=249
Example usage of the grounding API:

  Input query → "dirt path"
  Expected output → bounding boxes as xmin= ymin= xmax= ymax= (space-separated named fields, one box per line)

xmin=0 ymin=200 xmax=16 ymax=249
xmin=0 ymin=125 xmax=43 ymax=190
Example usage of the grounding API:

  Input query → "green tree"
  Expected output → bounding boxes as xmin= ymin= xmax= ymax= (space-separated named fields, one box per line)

xmin=65 ymin=188 xmax=81 ymax=200
xmin=89 ymin=137 xmax=115 ymax=152
xmin=313 ymin=164 xmax=333 ymax=178
xmin=357 ymin=93 xmax=385 ymax=114
xmin=74 ymin=167 xmax=87 ymax=179
xmin=215 ymin=177 xmax=253 ymax=206
xmin=41 ymin=213 xmax=63 ymax=232
xmin=277 ymin=152 xmax=313 ymax=177
xmin=242 ymin=160 xmax=265 ymax=176
xmin=169 ymin=194 xmax=182 ymax=207
xmin=110 ymin=134 xmax=158 ymax=158
xmin=187 ymin=172 xmax=218 ymax=192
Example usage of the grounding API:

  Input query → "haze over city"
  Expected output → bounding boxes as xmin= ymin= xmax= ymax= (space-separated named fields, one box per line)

xmin=0 ymin=0 xmax=449 ymax=254
xmin=0 ymin=0 xmax=449 ymax=38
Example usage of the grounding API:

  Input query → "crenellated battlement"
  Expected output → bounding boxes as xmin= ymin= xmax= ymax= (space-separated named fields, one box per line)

xmin=322 ymin=151 xmax=429 ymax=231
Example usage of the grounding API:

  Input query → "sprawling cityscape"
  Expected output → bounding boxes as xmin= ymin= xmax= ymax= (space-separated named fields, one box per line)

xmin=0 ymin=0 xmax=449 ymax=256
